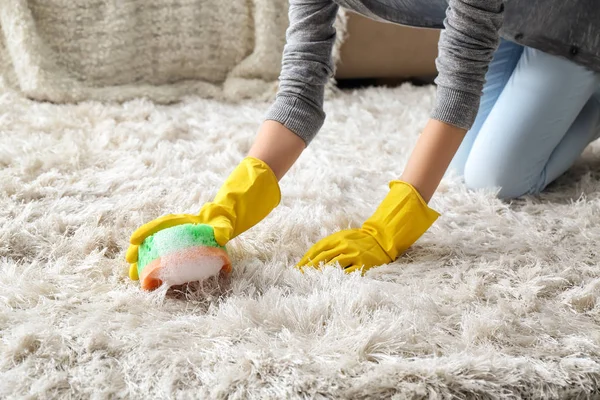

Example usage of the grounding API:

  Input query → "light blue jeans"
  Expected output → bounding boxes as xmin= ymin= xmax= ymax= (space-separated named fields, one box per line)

xmin=450 ymin=39 xmax=600 ymax=199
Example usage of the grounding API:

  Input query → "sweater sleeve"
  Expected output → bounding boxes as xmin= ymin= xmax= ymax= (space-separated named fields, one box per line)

xmin=264 ymin=0 xmax=339 ymax=145
xmin=431 ymin=0 xmax=505 ymax=130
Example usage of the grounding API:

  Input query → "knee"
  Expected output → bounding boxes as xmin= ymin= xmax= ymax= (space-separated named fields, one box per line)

xmin=463 ymin=162 xmax=534 ymax=200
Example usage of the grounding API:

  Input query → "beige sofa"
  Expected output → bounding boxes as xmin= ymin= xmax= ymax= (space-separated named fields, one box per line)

xmin=336 ymin=12 xmax=440 ymax=81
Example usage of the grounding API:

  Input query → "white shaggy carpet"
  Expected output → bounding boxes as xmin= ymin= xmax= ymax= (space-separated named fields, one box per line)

xmin=1 ymin=82 xmax=600 ymax=399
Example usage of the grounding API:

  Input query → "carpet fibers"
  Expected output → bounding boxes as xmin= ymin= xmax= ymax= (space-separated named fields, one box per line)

xmin=1 ymin=83 xmax=600 ymax=399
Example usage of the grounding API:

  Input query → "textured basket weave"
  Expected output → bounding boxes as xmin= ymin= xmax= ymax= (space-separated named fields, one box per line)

xmin=0 ymin=0 xmax=346 ymax=103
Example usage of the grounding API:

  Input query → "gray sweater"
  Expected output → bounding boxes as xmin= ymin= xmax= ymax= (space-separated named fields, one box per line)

xmin=265 ymin=0 xmax=600 ymax=145
xmin=265 ymin=0 xmax=503 ymax=145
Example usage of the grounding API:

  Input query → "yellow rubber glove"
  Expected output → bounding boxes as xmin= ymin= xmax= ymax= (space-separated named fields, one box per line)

xmin=297 ymin=180 xmax=440 ymax=274
xmin=125 ymin=157 xmax=281 ymax=279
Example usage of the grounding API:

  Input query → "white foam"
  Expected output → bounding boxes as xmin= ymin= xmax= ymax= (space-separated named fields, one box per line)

xmin=157 ymin=254 xmax=225 ymax=286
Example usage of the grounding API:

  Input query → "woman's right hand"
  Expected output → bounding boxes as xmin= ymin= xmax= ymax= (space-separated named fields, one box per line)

xmin=125 ymin=156 xmax=282 ymax=281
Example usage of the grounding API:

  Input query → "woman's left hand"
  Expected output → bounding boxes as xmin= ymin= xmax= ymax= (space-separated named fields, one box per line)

xmin=296 ymin=228 xmax=393 ymax=274
xmin=297 ymin=180 xmax=440 ymax=274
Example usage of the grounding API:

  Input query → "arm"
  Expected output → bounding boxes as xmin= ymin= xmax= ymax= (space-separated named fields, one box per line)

xmin=432 ymin=0 xmax=504 ymax=130
xmin=264 ymin=0 xmax=339 ymax=146
xmin=250 ymin=0 xmax=340 ymax=180
xmin=298 ymin=0 xmax=505 ymax=271
xmin=403 ymin=0 xmax=505 ymax=202
xmin=248 ymin=121 xmax=306 ymax=181
xmin=400 ymin=120 xmax=466 ymax=203
xmin=127 ymin=1 xmax=340 ymax=283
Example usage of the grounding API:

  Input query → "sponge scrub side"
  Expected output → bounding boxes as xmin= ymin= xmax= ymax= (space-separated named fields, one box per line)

xmin=137 ymin=223 xmax=231 ymax=290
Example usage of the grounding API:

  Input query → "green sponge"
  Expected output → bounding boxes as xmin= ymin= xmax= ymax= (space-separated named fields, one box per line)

xmin=137 ymin=223 xmax=231 ymax=290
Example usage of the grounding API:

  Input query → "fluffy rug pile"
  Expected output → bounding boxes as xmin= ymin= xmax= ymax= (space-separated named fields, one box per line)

xmin=1 ymin=81 xmax=600 ymax=399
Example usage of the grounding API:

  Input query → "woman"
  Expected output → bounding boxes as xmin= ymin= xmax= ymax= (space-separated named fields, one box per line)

xmin=126 ymin=0 xmax=600 ymax=284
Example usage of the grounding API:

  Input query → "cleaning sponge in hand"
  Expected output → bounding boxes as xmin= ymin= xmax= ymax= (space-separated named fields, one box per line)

xmin=136 ymin=223 xmax=231 ymax=290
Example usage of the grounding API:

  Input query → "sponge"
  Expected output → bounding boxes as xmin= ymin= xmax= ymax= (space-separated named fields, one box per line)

xmin=136 ymin=223 xmax=231 ymax=290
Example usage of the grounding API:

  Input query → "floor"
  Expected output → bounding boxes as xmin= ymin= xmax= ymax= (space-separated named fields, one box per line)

xmin=1 ymin=83 xmax=600 ymax=398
